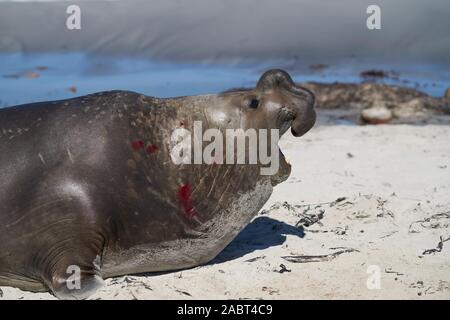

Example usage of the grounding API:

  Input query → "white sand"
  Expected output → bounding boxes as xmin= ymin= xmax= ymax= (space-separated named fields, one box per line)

xmin=1 ymin=122 xmax=449 ymax=300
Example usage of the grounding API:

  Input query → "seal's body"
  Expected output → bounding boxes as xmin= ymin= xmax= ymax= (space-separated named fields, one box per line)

xmin=0 ymin=70 xmax=315 ymax=299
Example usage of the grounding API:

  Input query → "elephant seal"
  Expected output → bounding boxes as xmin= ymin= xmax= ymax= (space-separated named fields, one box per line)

xmin=0 ymin=69 xmax=315 ymax=299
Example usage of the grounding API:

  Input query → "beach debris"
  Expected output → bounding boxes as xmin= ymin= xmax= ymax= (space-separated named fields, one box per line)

xmin=424 ymin=280 xmax=450 ymax=295
xmin=295 ymin=208 xmax=324 ymax=228
xmin=129 ymin=290 xmax=138 ymax=300
xmin=379 ymin=231 xmax=398 ymax=239
xmin=409 ymin=280 xmax=425 ymax=291
xmin=376 ymin=198 xmax=395 ymax=218
xmin=176 ymin=289 xmax=192 ymax=297
xmin=261 ymin=202 xmax=328 ymax=229
xmin=385 ymin=268 xmax=404 ymax=276
xmin=123 ymin=276 xmax=135 ymax=284
xmin=281 ymin=248 xmax=358 ymax=263
xmin=261 ymin=197 xmax=353 ymax=233
xmin=422 ymin=236 xmax=450 ymax=255
xmin=262 ymin=286 xmax=279 ymax=295
xmin=108 ymin=276 xmax=153 ymax=291
xmin=139 ymin=282 xmax=154 ymax=291
xmin=332 ymin=226 xmax=347 ymax=235
xmin=349 ymin=210 xmax=371 ymax=220
xmin=244 ymin=255 xmax=265 ymax=263
xmin=409 ymin=212 xmax=450 ymax=233
xmin=260 ymin=201 xmax=293 ymax=215
xmin=409 ymin=280 xmax=450 ymax=296
xmin=276 ymin=264 xmax=291 ymax=274
xmin=360 ymin=105 xmax=393 ymax=124
xmin=329 ymin=196 xmax=347 ymax=207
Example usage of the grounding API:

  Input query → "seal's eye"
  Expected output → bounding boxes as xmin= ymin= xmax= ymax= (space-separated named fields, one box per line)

xmin=248 ymin=98 xmax=259 ymax=109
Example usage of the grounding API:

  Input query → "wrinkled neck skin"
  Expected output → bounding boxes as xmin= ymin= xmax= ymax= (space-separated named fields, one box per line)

xmin=163 ymin=94 xmax=292 ymax=187
xmin=146 ymin=92 xmax=290 ymax=241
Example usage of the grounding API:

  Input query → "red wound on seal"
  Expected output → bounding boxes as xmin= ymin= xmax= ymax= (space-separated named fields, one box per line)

xmin=146 ymin=144 xmax=159 ymax=154
xmin=178 ymin=183 xmax=198 ymax=218
xmin=131 ymin=140 xmax=145 ymax=151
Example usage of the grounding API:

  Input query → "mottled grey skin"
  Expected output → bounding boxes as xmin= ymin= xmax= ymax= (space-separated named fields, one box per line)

xmin=0 ymin=69 xmax=315 ymax=299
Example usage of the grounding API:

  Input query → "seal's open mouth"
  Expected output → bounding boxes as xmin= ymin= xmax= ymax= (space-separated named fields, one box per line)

xmin=271 ymin=106 xmax=315 ymax=186
xmin=271 ymin=145 xmax=291 ymax=186
xmin=270 ymin=119 xmax=293 ymax=186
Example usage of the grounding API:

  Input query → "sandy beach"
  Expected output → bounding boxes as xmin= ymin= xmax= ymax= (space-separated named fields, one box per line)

xmin=1 ymin=113 xmax=449 ymax=300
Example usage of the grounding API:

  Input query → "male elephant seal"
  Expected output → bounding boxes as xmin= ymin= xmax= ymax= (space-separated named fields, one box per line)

xmin=0 ymin=69 xmax=315 ymax=299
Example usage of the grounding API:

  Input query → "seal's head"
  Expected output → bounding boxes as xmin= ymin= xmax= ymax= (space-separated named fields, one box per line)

xmin=210 ymin=69 xmax=316 ymax=184
xmin=254 ymin=69 xmax=316 ymax=137
xmin=215 ymin=69 xmax=315 ymax=136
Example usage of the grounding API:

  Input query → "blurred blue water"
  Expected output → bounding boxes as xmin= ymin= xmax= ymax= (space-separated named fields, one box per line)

xmin=0 ymin=53 xmax=449 ymax=108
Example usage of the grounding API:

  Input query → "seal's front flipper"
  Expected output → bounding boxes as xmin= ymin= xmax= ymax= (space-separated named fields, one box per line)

xmin=41 ymin=240 xmax=105 ymax=300
xmin=51 ymin=269 xmax=104 ymax=300
xmin=49 ymin=258 xmax=105 ymax=300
